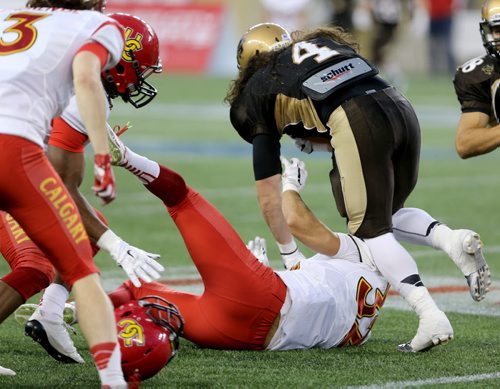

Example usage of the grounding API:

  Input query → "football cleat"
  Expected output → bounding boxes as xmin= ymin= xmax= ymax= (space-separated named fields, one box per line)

xmin=25 ymin=310 xmax=84 ymax=364
xmin=107 ymin=123 xmax=129 ymax=166
xmin=397 ymin=309 xmax=454 ymax=353
xmin=448 ymin=230 xmax=491 ymax=302
xmin=0 ymin=365 xmax=15 ymax=376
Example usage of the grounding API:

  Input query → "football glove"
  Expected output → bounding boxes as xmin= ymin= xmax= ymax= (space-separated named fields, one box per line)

xmin=280 ymin=156 xmax=308 ymax=193
xmin=247 ymin=236 xmax=269 ymax=266
xmin=92 ymin=154 xmax=116 ymax=204
xmin=277 ymin=239 xmax=306 ymax=270
xmin=97 ymin=230 xmax=165 ymax=287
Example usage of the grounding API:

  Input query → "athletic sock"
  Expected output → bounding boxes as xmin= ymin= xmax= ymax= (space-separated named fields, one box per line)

xmin=364 ymin=232 xmax=423 ymax=298
xmin=36 ymin=283 xmax=68 ymax=322
xmin=430 ymin=223 xmax=454 ymax=253
xmin=90 ymin=342 xmax=126 ymax=387
xmin=121 ymin=148 xmax=160 ymax=184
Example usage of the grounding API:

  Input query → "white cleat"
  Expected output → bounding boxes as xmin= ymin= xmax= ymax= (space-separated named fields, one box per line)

xmin=449 ymin=230 xmax=491 ymax=302
xmin=25 ymin=310 xmax=84 ymax=364
xmin=15 ymin=303 xmax=77 ymax=327
xmin=0 ymin=365 xmax=15 ymax=376
xmin=397 ymin=310 xmax=454 ymax=353
xmin=107 ymin=123 xmax=128 ymax=166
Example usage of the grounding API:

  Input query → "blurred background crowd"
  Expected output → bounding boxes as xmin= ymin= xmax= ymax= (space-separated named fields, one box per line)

xmin=2 ymin=0 xmax=486 ymax=84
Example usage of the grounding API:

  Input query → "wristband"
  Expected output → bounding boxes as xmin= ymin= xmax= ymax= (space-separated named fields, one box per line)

xmin=277 ymin=239 xmax=298 ymax=255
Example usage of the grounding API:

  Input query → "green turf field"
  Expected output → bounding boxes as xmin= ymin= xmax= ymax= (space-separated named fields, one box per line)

xmin=0 ymin=74 xmax=499 ymax=388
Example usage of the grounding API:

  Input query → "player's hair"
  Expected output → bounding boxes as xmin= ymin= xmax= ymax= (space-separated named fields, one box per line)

xmin=225 ymin=26 xmax=358 ymax=105
xmin=26 ymin=0 xmax=103 ymax=10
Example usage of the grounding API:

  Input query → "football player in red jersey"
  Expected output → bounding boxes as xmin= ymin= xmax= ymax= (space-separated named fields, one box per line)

xmin=0 ymin=0 xmax=128 ymax=384
xmin=0 ymin=11 xmax=164 ymax=375
xmin=225 ymin=23 xmax=490 ymax=352
xmin=454 ymin=0 xmax=500 ymax=159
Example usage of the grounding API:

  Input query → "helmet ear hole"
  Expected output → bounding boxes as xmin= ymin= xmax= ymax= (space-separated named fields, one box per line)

xmin=115 ymin=63 xmax=125 ymax=75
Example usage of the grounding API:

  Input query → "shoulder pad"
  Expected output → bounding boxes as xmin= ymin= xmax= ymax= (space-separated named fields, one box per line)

xmin=301 ymin=57 xmax=378 ymax=100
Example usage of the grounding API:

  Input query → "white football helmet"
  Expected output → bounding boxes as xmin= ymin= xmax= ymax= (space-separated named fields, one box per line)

xmin=480 ymin=0 xmax=500 ymax=59
xmin=236 ymin=23 xmax=292 ymax=69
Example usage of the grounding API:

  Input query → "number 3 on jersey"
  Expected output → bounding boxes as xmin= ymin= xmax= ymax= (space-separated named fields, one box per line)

xmin=292 ymin=41 xmax=339 ymax=64
xmin=339 ymin=277 xmax=389 ymax=346
xmin=0 ymin=13 xmax=48 ymax=55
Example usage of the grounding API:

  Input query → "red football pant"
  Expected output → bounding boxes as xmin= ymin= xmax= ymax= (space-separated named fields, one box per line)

xmin=0 ymin=135 xmax=98 ymax=288
xmin=113 ymin=166 xmax=287 ymax=350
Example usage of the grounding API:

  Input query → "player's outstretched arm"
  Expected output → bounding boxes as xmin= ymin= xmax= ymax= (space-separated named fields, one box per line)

xmin=281 ymin=156 xmax=341 ymax=256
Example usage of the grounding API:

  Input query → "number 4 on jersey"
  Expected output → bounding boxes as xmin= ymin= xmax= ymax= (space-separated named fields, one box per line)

xmin=292 ymin=41 xmax=339 ymax=64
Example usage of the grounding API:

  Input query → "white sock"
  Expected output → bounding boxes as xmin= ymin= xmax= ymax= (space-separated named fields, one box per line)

xmin=364 ymin=232 xmax=422 ymax=298
xmin=330 ymin=233 xmax=360 ymax=263
xmin=121 ymin=147 xmax=160 ymax=184
xmin=92 ymin=343 xmax=126 ymax=387
xmin=36 ymin=283 xmax=69 ymax=322
xmin=392 ymin=207 xmax=440 ymax=247
xmin=430 ymin=223 xmax=454 ymax=253
xmin=404 ymin=286 xmax=441 ymax=318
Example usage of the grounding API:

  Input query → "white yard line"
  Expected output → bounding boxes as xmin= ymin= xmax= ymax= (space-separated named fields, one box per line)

xmin=344 ymin=371 xmax=500 ymax=389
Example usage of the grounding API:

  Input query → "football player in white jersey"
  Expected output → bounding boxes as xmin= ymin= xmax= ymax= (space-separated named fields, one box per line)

xmin=1 ymin=12 xmax=165 ymax=370
xmin=0 ymin=1 xmax=127 ymax=385
xmin=78 ymin=135 xmax=391 ymax=352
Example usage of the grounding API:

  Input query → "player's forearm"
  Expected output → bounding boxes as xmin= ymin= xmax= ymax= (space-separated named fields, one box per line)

xmin=282 ymin=191 xmax=340 ymax=256
xmin=256 ymin=175 xmax=294 ymax=245
xmin=455 ymin=125 xmax=500 ymax=158
xmin=73 ymin=52 xmax=109 ymax=156
xmin=68 ymin=186 xmax=108 ymax=242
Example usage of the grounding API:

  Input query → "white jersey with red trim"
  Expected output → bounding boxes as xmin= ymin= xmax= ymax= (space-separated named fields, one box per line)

xmin=268 ymin=256 xmax=389 ymax=351
xmin=0 ymin=7 xmax=123 ymax=147
xmin=61 ymin=95 xmax=111 ymax=137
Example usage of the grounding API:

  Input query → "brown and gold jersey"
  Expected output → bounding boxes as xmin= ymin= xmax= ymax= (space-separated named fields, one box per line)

xmin=230 ymin=36 xmax=386 ymax=144
xmin=453 ymin=54 xmax=500 ymax=121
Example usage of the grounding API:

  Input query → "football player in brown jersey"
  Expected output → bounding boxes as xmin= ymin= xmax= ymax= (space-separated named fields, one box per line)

xmin=454 ymin=0 xmax=500 ymax=159
xmin=226 ymin=23 xmax=490 ymax=352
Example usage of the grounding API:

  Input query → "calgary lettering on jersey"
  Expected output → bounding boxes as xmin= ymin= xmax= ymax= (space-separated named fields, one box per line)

xmin=39 ymin=177 xmax=88 ymax=244
xmin=4 ymin=213 xmax=30 ymax=244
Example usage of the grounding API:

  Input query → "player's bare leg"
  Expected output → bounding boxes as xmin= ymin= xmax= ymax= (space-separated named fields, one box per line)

xmin=72 ymin=274 xmax=125 ymax=387
xmin=0 ymin=281 xmax=23 ymax=324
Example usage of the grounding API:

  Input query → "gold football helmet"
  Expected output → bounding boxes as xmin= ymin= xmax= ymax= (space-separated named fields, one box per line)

xmin=481 ymin=0 xmax=500 ymax=59
xmin=236 ymin=23 xmax=292 ymax=69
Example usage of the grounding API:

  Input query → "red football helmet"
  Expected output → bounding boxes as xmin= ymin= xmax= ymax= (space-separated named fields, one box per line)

xmin=115 ymin=296 xmax=184 ymax=382
xmin=102 ymin=13 xmax=162 ymax=108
